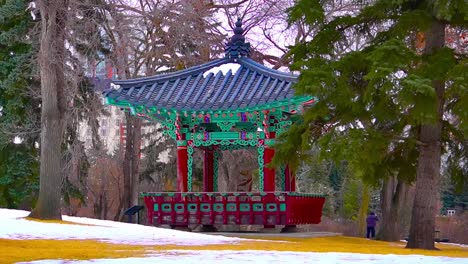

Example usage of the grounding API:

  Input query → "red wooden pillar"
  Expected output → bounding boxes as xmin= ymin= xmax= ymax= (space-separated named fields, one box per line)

xmin=284 ymin=164 xmax=296 ymax=192
xmin=203 ymin=149 xmax=214 ymax=192
xmin=263 ymin=144 xmax=276 ymax=229
xmin=177 ymin=144 xmax=188 ymax=192
xmin=263 ymin=146 xmax=275 ymax=192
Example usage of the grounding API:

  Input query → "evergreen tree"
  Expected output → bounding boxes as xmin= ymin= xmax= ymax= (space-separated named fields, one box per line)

xmin=0 ymin=143 xmax=39 ymax=208
xmin=0 ymin=0 xmax=40 ymax=208
xmin=441 ymin=169 xmax=468 ymax=213
xmin=276 ymin=0 xmax=467 ymax=249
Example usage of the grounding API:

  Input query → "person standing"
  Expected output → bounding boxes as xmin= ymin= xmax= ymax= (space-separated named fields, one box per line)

xmin=366 ymin=212 xmax=379 ymax=239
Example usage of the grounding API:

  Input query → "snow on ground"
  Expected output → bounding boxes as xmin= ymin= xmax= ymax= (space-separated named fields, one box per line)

xmin=2 ymin=209 xmax=467 ymax=264
xmin=0 ymin=209 xmax=240 ymax=245
xmin=22 ymin=250 xmax=468 ymax=264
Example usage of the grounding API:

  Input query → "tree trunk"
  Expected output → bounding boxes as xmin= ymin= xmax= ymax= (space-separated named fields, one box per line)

xmin=29 ymin=0 xmax=68 ymax=220
xmin=406 ymin=20 xmax=445 ymax=250
xmin=131 ymin=117 xmax=142 ymax=206
xmin=357 ymin=184 xmax=370 ymax=237
xmin=378 ymin=177 xmax=408 ymax=241
xmin=122 ymin=113 xmax=141 ymax=210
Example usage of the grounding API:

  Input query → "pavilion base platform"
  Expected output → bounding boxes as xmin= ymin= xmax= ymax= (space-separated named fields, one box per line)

xmin=170 ymin=225 xmax=192 ymax=232
xmin=281 ymin=225 xmax=298 ymax=233
xmin=200 ymin=225 xmax=218 ymax=232
xmin=142 ymin=192 xmax=325 ymax=229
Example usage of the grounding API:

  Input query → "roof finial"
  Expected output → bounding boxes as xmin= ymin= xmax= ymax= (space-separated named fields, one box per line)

xmin=225 ymin=17 xmax=251 ymax=59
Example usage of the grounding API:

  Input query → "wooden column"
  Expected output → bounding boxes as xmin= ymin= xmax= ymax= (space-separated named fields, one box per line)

xmin=176 ymin=143 xmax=188 ymax=192
xmin=203 ymin=149 xmax=214 ymax=192
xmin=263 ymin=146 xmax=275 ymax=192
xmin=201 ymin=148 xmax=218 ymax=232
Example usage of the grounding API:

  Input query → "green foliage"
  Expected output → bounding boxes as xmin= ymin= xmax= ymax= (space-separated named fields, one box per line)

xmin=342 ymin=175 xmax=362 ymax=220
xmin=275 ymin=0 xmax=467 ymax=188
xmin=0 ymin=143 xmax=39 ymax=208
xmin=441 ymin=170 xmax=468 ymax=212
xmin=287 ymin=0 xmax=324 ymax=26
xmin=0 ymin=0 xmax=36 ymax=125
xmin=0 ymin=0 xmax=40 ymax=208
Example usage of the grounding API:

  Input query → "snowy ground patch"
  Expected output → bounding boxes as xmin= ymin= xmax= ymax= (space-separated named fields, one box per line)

xmin=0 ymin=209 xmax=240 ymax=245
xmin=1 ymin=209 xmax=467 ymax=264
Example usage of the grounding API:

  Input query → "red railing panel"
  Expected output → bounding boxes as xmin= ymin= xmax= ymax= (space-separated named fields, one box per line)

xmin=141 ymin=192 xmax=325 ymax=226
xmin=285 ymin=194 xmax=326 ymax=224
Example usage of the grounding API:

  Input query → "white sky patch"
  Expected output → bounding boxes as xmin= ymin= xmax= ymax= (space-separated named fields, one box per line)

xmin=157 ymin=148 xmax=171 ymax=163
xmin=203 ymin=63 xmax=241 ymax=77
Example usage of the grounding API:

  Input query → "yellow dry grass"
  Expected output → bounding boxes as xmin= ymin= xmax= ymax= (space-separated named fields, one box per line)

xmin=0 ymin=239 xmax=147 ymax=264
xmin=1 ymin=235 xmax=466 ymax=263
xmin=174 ymin=236 xmax=468 ymax=258
xmin=23 ymin=217 xmax=96 ymax=226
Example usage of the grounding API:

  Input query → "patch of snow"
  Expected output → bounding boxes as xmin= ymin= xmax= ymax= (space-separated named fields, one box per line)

xmin=440 ymin=242 xmax=468 ymax=248
xmin=3 ymin=209 xmax=467 ymax=264
xmin=23 ymin=250 xmax=468 ymax=264
xmin=0 ymin=209 xmax=240 ymax=246
xmin=203 ymin=63 xmax=241 ymax=77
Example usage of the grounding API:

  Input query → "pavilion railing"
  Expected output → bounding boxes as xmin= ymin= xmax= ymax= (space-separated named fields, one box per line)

xmin=141 ymin=192 xmax=325 ymax=226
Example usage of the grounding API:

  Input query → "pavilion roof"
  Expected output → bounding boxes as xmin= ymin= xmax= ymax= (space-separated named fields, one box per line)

xmin=104 ymin=19 xmax=312 ymax=113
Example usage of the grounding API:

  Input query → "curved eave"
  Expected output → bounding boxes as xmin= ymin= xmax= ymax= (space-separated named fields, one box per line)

xmin=106 ymin=95 xmax=315 ymax=115
xmin=238 ymin=58 xmax=297 ymax=82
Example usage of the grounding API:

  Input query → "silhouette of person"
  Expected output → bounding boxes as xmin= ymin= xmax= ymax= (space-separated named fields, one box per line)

xmin=366 ymin=212 xmax=379 ymax=239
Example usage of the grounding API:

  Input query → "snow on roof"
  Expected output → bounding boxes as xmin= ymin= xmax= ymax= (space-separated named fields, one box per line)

xmin=202 ymin=63 xmax=241 ymax=77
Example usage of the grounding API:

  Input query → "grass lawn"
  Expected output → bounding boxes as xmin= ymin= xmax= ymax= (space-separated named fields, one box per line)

xmin=1 ymin=235 xmax=467 ymax=263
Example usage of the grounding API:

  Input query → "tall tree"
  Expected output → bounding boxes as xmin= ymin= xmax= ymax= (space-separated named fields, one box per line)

xmin=29 ymin=0 xmax=70 ymax=220
xmin=277 ymin=0 xmax=467 ymax=249
xmin=0 ymin=0 xmax=40 ymax=208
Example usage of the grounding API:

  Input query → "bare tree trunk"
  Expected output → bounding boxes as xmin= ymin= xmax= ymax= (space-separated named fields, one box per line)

xmin=131 ymin=117 xmax=142 ymax=206
xmin=407 ymin=20 xmax=445 ymax=250
xmin=122 ymin=112 xmax=133 ymax=210
xmin=122 ymin=113 xmax=141 ymax=210
xmin=378 ymin=177 xmax=408 ymax=241
xmin=29 ymin=0 xmax=68 ymax=220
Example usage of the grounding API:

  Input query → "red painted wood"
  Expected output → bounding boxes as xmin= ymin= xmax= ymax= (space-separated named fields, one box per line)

xmin=177 ymin=146 xmax=188 ymax=192
xmin=157 ymin=196 xmax=163 ymax=225
xmin=263 ymin=147 xmax=276 ymax=192
xmin=222 ymin=196 xmax=228 ymax=225
xmin=285 ymin=195 xmax=325 ymax=224
xmin=144 ymin=196 xmax=153 ymax=225
xmin=143 ymin=192 xmax=325 ymax=226
xmin=203 ymin=150 xmax=214 ymax=192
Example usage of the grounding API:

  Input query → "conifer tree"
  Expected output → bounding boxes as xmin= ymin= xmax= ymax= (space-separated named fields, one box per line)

xmin=0 ymin=0 xmax=40 ymax=208
xmin=277 ymin=0 xmax=467 ymax=249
